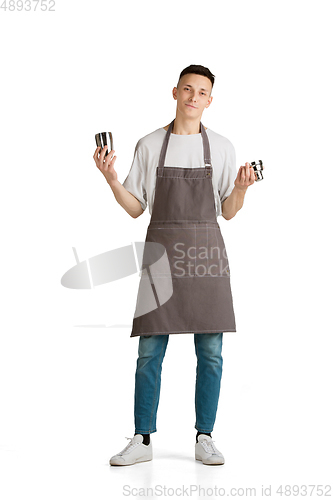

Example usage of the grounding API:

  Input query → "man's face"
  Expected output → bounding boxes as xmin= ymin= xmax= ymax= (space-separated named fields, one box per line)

xmin=173 ymin=73 xmax=213 ymax=120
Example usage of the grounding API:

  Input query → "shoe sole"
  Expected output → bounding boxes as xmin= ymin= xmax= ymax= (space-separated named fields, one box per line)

xmin=195 ymin=455 xmax=224 ymax=465
xmin=109 ymin=457 xmax=152 ymax=466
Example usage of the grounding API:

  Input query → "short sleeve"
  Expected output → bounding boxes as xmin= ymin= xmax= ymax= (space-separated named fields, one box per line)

xmin=219 ymin=140 xmax=237 ymax=204
xmin=122 ymin=142 xmax=147 ymax=212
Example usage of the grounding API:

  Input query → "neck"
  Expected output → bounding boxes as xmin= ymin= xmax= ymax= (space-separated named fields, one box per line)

xmin=171 ymin=114 xmax=202 ymax=135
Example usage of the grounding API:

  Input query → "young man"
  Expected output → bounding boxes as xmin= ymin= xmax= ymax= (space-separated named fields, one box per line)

xmin=93 ymin=65 xmax=260 ymax=466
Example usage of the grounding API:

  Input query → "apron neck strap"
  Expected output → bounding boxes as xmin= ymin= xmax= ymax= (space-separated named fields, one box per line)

xmin=158 ymin=119 xmax=212 ymax=169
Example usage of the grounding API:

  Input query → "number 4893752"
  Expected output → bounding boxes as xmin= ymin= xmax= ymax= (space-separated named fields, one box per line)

xmin=0 ymin=0 xmax=55 ymax=11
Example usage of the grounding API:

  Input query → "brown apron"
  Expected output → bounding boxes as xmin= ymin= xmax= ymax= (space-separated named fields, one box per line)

xmin=130 ymin=119 xmax=236 ymax=337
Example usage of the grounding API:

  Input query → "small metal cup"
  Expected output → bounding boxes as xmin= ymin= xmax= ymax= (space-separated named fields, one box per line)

xmin=251 ymin=160 xmax=264 ymax=181
xmin=95 ymin=132 xmax=113 ymax=158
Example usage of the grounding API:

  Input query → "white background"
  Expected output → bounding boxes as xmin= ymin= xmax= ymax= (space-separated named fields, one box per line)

xmin=1 ymin=0 xmax=332 ymax=498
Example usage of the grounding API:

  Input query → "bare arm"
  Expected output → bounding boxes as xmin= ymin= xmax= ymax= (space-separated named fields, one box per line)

xmin=93 ymin=145 xmax=144 ymax=219
xmin=222 ymin=186 xmax=247 ymax=220
xmin=107 ymin=179 xmax=144 ymax=218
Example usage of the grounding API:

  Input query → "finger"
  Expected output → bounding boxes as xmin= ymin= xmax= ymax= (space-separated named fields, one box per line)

xmin=93 ymin=147 xmax=101 ymax=161
xmin=245 ymin=162 xmax=251 ymax=181
xmin=108 ymin=155 xmax=117 ymax=168
xmin=105 ymin=148 xmax=115 ymax=159
xmin=250 ymin=167 xmax=256 ymax=182
xmin=106 ymin=152 xmax=116 ymax=168
xmin=100 ymin=145 xmax=108 ymax=162
xmin=105 ymin=149 xmax=115 ymax=162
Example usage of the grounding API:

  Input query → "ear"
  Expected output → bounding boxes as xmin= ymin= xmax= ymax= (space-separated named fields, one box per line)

xmin=172 ymin=86 xmax=178 ymax=100
xmin=206 ymin=96 xmax=213 ymax=108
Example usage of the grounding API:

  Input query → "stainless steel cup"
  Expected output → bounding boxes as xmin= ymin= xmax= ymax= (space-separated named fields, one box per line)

xmin=95 ymin=132 xmax=113 ymax=158
xmin=251 ymin=160 xmax=264 ymax=181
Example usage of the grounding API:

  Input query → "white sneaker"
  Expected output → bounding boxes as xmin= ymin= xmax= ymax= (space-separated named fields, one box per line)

xmin=109 ymin=434 xmax=152 ymax=466
xmin=195 ymin=434 xmax=225 ymax=465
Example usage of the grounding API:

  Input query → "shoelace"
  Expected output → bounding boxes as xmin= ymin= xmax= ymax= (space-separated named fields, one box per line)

xmin=118 ymin=437 xmax=140 ymax=456
xmin=200 ymin=439 xmax=221 ymax=455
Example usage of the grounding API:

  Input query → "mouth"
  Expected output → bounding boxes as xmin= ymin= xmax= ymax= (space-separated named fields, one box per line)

xmin=185 ymin=104 xmax=197 ymax=109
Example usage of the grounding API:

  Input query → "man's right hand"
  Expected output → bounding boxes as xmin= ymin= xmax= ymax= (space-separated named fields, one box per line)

xmin=93 ymin=145 xmax=144 ymax=218
xmin=93 ymin=145 xmax=118 ymax=185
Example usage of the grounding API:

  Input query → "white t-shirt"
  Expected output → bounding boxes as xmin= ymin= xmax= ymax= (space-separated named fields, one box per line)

xmin=122 ymin=126 xmax=237 ymax=218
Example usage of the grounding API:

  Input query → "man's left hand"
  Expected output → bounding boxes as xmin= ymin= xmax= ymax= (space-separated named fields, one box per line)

xmin=234 ymin=162 xmax=265 ymax=191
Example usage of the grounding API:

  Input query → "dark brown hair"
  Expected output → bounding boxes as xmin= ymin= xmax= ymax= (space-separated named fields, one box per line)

xmin=177 ymin=65 xmax=215 ymax=90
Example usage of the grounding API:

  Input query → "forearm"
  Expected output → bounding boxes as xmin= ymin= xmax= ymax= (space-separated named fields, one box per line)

xmin=108 ymin=179 xmax=144 ymax=218
xmin=222 ymin=187 xmax=247 ymax=220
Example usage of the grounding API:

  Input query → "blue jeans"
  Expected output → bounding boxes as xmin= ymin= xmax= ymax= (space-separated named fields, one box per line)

xmin=134 ymin=332 xmax=223 ymax=434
